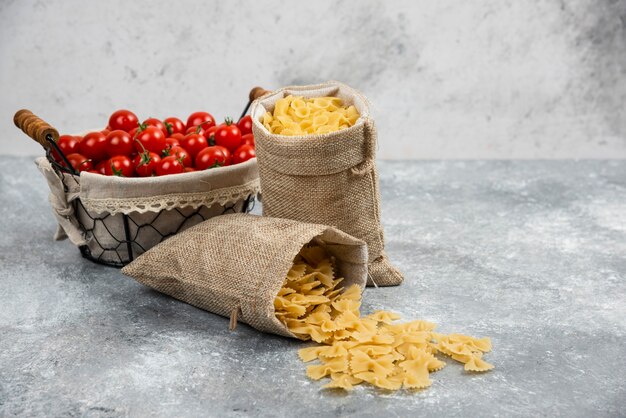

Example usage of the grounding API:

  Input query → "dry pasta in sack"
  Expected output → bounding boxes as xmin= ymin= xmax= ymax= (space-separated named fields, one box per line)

xmin=121 ymin=214 xmax=368 ymax=337
xmin=251 ymin=81 xmax=403 ymax=287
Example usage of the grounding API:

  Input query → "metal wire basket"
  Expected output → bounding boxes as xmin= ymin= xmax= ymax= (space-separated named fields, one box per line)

xmin=14 ymin=93 xmax=268 ymax=267
xmin=48 ymin=152 xmax=256 ymax=267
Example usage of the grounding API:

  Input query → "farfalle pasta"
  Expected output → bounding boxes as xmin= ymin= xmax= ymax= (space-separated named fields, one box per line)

xmin=262 ymin=95 xmax=359 ymax=136
xmin=275 ymin=245 xmax=494 ymax=392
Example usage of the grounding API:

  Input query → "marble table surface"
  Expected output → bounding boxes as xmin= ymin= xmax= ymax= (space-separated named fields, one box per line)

xmin=1 ymin=157 xmax=624 ymax=417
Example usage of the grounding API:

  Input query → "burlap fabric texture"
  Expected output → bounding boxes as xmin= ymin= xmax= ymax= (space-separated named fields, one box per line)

xmin=251 ymin=81 xmax=403 ymax=286
xmin=35 ymin=157 xmax=260 ymax=265
xmin=122 ymin=213 xmax=368 ymax=338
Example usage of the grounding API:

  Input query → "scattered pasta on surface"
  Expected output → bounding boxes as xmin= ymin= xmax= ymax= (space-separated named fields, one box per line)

xmin=262 ymin=95 xmax=360 ymax=136
xmin=275 ymin=245 xmax=494 ymax=392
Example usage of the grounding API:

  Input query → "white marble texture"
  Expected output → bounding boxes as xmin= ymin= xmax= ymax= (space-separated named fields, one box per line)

xmin=1 ymin=0 xmax=625 ymax=158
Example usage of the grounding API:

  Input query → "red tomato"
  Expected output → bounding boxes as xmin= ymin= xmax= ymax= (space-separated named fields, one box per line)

xmin=142 ymin=118 xmax=168 ymax=138
xmin=238 ymin=115 xmax=253 ymax=136
xmin=169 ymin=133 xmax=185 ymax=140
xmin=128 ymin=127 xmax=139 ymax=139
xmin=204 ymin=125 xmax=219 ymax=143
xmin=101 ymin=129 xmax=110 ymax=136
xmin=233 ymin=145 xmax=256 ymax=164
xmin=156 ymin=156 xmax=185 ymax=176
xmin=165 ymin=137 xmax=180 ymax=149
xmin=180 ymin=133 xmax=208 ymax=159
xmin=163 ymin=145 xmax=192 ymax=167
xmin=214 ymin=118 xmax=242 ymax=152
xmin=106 ymin=130 xmax=134 ymax=157
xmin=52 ymin=135 xmax=81 ymax=162
xmin=186 ymin=125 xmax=205 ymax=136
xmin=66 ymin=153 xmax=93 ymax=172
xmin=134 ymin=126 xmax=166 ymax=154
xmin=95 ymin=160 xmax=107 ymax=175
xmin=133 ymin=151 xmax=161 ymax=177
xmin=108 ymin=110 xmax=139 ymax=132
xmin=78 ymin=132 xmax=108 ymax=162
xmin=104 ymin=156 xmax=134 ymax=177
xmin=232 ymin=144 xmax=256 ymax=165
xmin=241 ymin=133 xmax=255 ymax=147
xmin=184 ymin=167 xmax=196 ymax=173
xmin=186 ymin=111 xmax=215 ymax=131
xmin=163 ymin=117 xmax=186 ymax=136
xmin=195 ymin=146 xmax=231 ymax=170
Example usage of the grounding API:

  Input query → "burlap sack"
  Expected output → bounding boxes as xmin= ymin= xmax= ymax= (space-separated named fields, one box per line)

xmin=121 ymin=213 xmax=368 ymax=338
xmin=250 ymin=81 xmax=403 ymax=287
xmin=35 ymin=157 xmax=260 ymax=265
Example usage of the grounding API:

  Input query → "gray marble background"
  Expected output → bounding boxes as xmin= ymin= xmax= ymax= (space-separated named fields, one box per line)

xmin=1 ymin=0 xmax=625 ymax=158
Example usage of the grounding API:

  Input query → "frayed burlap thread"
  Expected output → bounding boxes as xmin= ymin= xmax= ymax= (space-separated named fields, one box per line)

xmin=122 ymin=213 xmax=368 ymax=338
xmin=251 ymin=81 xmax=403 ymax=287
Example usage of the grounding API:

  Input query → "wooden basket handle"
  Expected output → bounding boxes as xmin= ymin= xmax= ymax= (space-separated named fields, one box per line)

xmin=249 ymin=87 xmax=271 ymax=102
xmin=13 ymin=109 xmax=59 ymax=149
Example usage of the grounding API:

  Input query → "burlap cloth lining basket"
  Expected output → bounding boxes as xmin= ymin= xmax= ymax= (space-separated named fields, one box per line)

xmin=35 ymin=156 xmax=260 ymax=264
xmin=122 ymin=213 xmax=368 ymax=338
xmin=251 ymin=81 xmax=403 ymax=287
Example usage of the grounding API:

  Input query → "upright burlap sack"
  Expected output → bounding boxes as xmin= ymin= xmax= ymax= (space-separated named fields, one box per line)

xmin=122 ymin=213 xmax=368 ymax=338
xmin=251 ymin=81 xmax=403 ymax=287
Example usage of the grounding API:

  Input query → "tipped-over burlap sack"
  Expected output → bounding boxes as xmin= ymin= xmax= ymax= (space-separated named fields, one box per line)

xmin=121 ymin=213 xmax=368 ymax=338
xmin=251 ymin=81 xmax=403 ymax=287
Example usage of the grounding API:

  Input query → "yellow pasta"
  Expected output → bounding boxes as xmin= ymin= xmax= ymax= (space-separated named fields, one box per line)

xmin=274 ymin=244 xmax=494 ymax=392
xmin=262 ymin=95 xmax=360 ymax=136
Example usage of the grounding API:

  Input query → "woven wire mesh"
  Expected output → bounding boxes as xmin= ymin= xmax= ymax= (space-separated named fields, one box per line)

xmin=46 ymin=151 xmax=254 ymax=267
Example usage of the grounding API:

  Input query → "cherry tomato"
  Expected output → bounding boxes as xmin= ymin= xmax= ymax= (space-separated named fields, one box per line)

xmin=101 ymin=129 xmax=110 ymax=136
xmin=156 ymin=156 xmax=185 ymax=176
xmin=241 ymin=133 xmax=255 ymax=147
xmin=163 ymin=117 xmax=186 ymax=136
xmin=195 ymin=146 xmax=231 ymax=170
xmin=78 ymin=132 xmax=108 ymax=162
xmin=52 ymin=135 xmax=81 ymax=162
xmin=184 ymin=167 xmax=196 ymax=173
xmin=180 ymin=133 xmax=208 ymax=159
xmin=165 ymin=137 xmax=180 ymax=149
xmin=169 ymin=133 xmax=185 ymax=140
xmin=232 ymin=144 xmax=256 ymax=165
xmin=142 ymin=118 xmax=168 ymax=138
xmin=133 ymin=151 xmax=161 ymax=177
xmin=109 ymin=110 xmax=139 ymax=132
xmin=238 ymin=115 xmax=253 ymax=136
xmin=104 ymin=156 xmax=134 ymax=177
xmin=204 ymin=125 xmax=219 ymax=143
xmin=95 ymin=160 xmax=107 ymax=175
xmin=106 ymin=130 xmax=134 ymax=157
xmin=186 ymin=111 xmax=215 ymax=131
xmin=66 ymin=153 xmax=93 ymax=172
xmin=134 ymin=126 xmax=166 ymax=154
xmin=186 ymin=125 xmax=205 ymax=136
xmin=214 ymin=118 xmax=242 ymax=152
xmin=163 ymin=145 xmax=192 ymax=167
xmin=128 ymin=127 xmax=139 ymax=139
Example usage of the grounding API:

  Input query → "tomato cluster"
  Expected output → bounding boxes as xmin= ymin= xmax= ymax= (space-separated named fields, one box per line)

xmin=55 ymin=109 xmax=256 ymax=177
